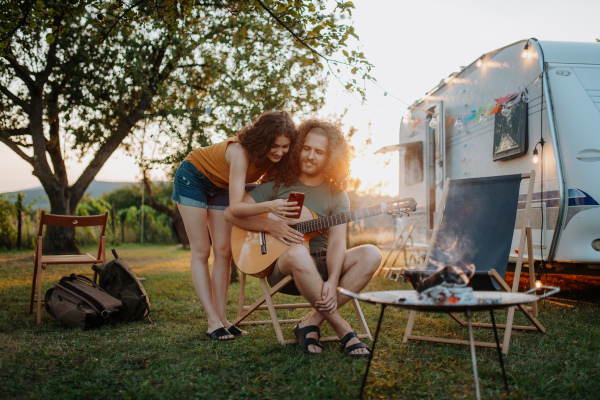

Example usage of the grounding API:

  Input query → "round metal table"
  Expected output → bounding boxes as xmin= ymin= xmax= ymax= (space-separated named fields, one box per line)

xmin=339 ymin=287 xmax=559 ymax=400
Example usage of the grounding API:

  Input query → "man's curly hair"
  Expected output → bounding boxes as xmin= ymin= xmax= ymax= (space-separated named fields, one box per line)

xmin=271 ymin=119 xmax=352 ymax=193
xmin=237 ymin=110 xmax=297 ymax=168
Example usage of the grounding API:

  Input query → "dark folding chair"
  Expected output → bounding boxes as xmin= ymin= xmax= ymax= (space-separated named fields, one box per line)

xmin=402 ymin=172 xmax=544 ymax=354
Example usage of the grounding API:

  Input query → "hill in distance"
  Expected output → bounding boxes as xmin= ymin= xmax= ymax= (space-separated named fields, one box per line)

xmin=2 ymin=181 xmax=141 ymax=210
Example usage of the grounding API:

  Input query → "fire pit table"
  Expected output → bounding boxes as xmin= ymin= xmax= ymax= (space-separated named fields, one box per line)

xmin=338 ymin=287 xmax=559 ymax=400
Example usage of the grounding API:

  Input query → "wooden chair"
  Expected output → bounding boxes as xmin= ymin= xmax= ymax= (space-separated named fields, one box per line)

xmin=233 ymin=271 xmax=372 ymax=345
xmin=402 ymin=172 xmax=544 ymax=354
xmin=374 ymin=223 xmax=416 ymax=279
xmin=30 ymin=210 xmax=109 ymax=325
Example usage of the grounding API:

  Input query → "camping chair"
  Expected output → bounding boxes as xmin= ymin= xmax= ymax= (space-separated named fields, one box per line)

xmin=30 ymin=210 xmax=109 ymax=325
xmin=233 ymin=271 xmax=372 ymax=345
xmin=402 ymin=171 xmax=544 ymax=354
xmin=373 ymin=223 xmax=416 ymax=279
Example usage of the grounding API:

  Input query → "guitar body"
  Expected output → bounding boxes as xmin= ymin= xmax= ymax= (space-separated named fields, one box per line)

xmin=231 ymin=206 xmax=320 ymax=277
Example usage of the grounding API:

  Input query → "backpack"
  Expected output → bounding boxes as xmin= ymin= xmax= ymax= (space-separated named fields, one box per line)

xmin=45 ymin=274 xmax=122 ymax=330
xmin=92 ymin=249 xmax=151 ymax=321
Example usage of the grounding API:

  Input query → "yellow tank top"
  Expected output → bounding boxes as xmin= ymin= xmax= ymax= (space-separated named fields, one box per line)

xmin=184 ymin=137 xmax=272 ymax=189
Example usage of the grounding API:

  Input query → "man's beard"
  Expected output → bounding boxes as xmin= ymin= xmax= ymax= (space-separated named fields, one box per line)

xmin=300 ymin=159 xmax=323 ymax=177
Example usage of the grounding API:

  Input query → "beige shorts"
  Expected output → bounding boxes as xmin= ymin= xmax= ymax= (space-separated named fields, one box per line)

xmin=267 ymin=250 xmax=328 ymax=295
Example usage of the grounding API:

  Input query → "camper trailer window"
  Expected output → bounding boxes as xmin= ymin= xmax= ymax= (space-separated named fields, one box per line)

xmin=493 ymin=98 xmax=528 ymax=161
xmin=405 ymin=141 xmax=424 ymax=185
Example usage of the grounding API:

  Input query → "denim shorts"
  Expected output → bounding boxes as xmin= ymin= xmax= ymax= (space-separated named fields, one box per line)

xmin=171 ymin=161 xmax=230 ymax=210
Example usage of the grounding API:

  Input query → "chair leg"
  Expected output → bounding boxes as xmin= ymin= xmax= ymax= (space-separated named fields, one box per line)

xmin=352 ymin=298 xmax=372 ymax=340
xmin=29 ymin=263 xmax=39 ymax=314
xmin=259 ymin=278 xmax=286 ymax=345
xmin=36 ymin=264 xmax=43 ymax=325
xmin=403 ymin=310 xmax=417 ymax=343
xmin=501 ymin=306 xmax=516 ymax=354
xmin=236 ymin=273 xmax=247 ymax=322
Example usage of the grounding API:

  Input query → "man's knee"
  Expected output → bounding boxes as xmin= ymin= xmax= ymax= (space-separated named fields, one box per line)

xmin=279 ymin=245 xmax=314 ymax=275
xmin=354 ymin=244 xmax=382 ymax=273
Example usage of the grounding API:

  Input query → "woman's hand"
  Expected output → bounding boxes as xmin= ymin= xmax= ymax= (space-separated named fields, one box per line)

xmin=267 ymin=199 xmax=301 ymax=219
xmin=268 ymin=220 xmax=304 ymax=245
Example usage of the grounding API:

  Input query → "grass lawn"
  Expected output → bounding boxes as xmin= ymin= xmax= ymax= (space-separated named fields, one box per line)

xmin=1 ymin=244 xmax=599 ymax=399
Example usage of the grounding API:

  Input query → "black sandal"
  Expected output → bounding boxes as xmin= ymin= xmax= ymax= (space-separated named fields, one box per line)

xmin=227 ymin=325 xmax=245 ymax=336
xmin=340 ymin=332 xmax=371 ymax=358
xmin=206 ymin=327 xmax=233 ymax=341
xmin=293 ymin=324 xmax=323 ymax=355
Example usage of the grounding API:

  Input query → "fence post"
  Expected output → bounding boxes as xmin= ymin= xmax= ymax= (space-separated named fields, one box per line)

xmin=17 ymin=193 xmax=22 ymax=248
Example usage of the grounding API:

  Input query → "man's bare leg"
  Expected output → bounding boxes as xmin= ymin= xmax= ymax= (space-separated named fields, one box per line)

xmin=277 ymin=244 xmax=381 ymax=354
xmin=302 ymin=245 xmax=382 ymax=354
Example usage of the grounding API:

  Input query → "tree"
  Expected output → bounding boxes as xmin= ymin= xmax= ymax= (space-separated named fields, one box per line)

xmin=0 ymin=0 xmax=372 ymax=253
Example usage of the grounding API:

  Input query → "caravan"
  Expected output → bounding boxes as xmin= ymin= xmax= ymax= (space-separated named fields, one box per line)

xmin=397 ymin=39 xmax=600 ymax=274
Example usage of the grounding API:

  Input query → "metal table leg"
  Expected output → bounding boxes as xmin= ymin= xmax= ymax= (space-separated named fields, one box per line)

xmin=360 ymin=304 xmax=387 ymax=400
xmin=490 ymin=310 xmax=510 ymax=396
xmin=466 ymin=309 xmax=481 ymax=400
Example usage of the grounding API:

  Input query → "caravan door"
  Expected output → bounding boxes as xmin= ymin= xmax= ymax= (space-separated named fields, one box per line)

xmin=425 ymin=103 xmax=445 ymax=234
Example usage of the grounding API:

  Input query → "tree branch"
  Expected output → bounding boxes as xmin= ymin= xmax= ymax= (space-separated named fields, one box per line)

xmin=0 ymin=127 xmax=30 ymax=136
xmin=0 ymin=135 xmax=33 ymax=164
xmin=3 ymin=52 xmax=36 ymax=91
xmin=0 ymin=82 xmax=31 ymax=113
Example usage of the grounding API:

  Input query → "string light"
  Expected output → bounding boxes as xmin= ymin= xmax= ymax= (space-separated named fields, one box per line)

xmin=501 ymin=105 xmax=511 ymax=118
xmin=476 ymin=58 xmax=483 ymax=67
xmin=521 ymin=90 xmax=529 ymax=103
xmin=534 ymin=75 xmax=543 ymax=88
xmin=521 ymin=42 xmax=530 ymax=58
xmin=429 ymin=116 xmax=438 ymax=128
xmin=532 ymin=138 xmax=545 ymax=164
xmin=479 ymin=112 xmax=487 ymax=126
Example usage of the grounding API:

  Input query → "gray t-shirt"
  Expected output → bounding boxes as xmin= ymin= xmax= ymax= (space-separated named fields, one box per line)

xmin=249 ymin=180 xmax=350 ymax=252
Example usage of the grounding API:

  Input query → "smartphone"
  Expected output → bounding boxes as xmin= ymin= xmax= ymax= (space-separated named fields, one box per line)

xmin=287 ymin=192 xmax=305 ymax=219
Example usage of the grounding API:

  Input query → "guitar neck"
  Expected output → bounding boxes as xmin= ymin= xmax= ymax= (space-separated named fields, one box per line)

xmin=295 ymin=204 xmax=386 ymax=234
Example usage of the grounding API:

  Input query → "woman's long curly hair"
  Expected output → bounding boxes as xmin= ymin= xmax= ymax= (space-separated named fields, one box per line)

xmin=237 ymin=110 xmax=297 ymax=173
xmin=271 ymin=119 xmax=352 ymax=193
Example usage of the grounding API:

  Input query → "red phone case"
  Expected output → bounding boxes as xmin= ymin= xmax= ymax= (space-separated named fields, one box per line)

xmin=288 ymin=192 xmax=305 ymax=219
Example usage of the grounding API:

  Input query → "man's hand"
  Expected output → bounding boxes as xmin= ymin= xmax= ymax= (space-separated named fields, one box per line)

xmin=268 ymin=220 xmax=304 ymax=245
xmin=315 ymin=281 xmax=337 ymax=313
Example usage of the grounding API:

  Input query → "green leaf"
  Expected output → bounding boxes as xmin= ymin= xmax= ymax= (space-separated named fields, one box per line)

xmin=46 ymin=34 xmax=55 ymax=45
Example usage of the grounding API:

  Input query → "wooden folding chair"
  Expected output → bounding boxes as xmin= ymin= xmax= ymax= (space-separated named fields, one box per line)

xmin=30 ymin=210 xmax=109 ymax=324
xmin=374 ymin=223 xmax=416 ymax=279
xmin=402 ymin=171 xmax=544 ymax=354
xmin=233 ymin=272 xmax=372 ymax=345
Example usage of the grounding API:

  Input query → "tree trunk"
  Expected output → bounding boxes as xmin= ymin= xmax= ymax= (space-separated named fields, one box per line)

xmin=142 ymin=173 xmax=189 ymax=247
xmin=42 ymin=192 xmax=80 ymax=255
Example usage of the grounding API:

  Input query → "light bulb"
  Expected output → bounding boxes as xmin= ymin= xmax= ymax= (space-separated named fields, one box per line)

xmin=454 ymin=118 xmax=464 ymax=132
xmin=532 ymin=148 xmax=539 ymax=164
xmin=479 ymin=112 xmax=487 ymax=125
xmin=501 ymin=106 xmax=511 ymax=117
xmin=429 ymin=117 xmax=438 ymax=128
xmin=284 ymin=99 xmax=291 ymax=111
xmin=522 ymin=91 xmax=529 ymax=103
xmin=476 ymin=58 xmax=483 ymax=67
xmin=534 ymin=76 xmax=542 ymax=88
xmin=521 ymin=42 xmax=530 ymax=58
xmin=235 ymin=119 xmax=243 ymax=130
xmin=535 ymin=280 xmax=542 ymax=288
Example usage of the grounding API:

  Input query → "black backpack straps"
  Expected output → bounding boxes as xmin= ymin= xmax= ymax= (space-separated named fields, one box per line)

xmin=112 ymin=249 xmax=119 ymax=259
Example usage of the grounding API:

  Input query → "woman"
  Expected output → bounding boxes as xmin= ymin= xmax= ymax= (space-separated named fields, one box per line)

xmin=172 ymin=110 xmax=299 ymax=341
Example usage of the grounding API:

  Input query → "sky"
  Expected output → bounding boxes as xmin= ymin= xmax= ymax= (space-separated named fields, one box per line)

xmin=1 ymin=0 xmax=599 ymax=195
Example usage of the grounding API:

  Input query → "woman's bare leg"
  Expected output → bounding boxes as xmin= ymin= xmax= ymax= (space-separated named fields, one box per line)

xmin=178 ymin=203 xmax=233 ymax=339
xmin=207 ymin=208 xmax=247 ymax=334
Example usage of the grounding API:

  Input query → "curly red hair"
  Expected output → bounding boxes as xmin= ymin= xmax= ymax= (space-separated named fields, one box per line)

xmin=270 ymin=119 xmax=352 ymax=193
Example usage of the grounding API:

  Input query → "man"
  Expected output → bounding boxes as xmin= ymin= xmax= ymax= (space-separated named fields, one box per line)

xmin=224 ymin=119 xmax=381 ymax=356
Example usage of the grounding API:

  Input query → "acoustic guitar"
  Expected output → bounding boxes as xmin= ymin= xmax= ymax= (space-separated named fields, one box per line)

xmin=231 ymin=197 xmax=417 ymax=277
